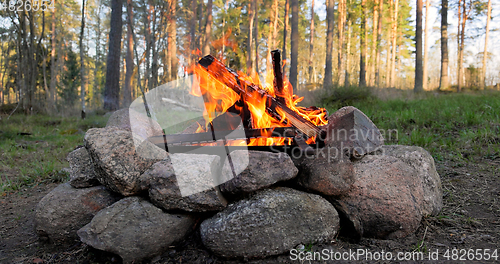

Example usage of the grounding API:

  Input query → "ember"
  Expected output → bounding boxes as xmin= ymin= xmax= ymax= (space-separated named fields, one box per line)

xmin=188 ymin=50 xmax=328 ymax=147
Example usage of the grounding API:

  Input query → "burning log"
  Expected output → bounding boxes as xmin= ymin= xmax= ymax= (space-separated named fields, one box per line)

xmin=271 ymin=49 xmax=286 ymax=101
xmin=197 ymin=55 xmax=323 ymax=140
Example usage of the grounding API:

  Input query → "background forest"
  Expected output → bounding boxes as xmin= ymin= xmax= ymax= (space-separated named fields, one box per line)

xmin=0 ymin=0 xmax=497 ymax=115
xmin=1 ymin=1 xmax=500 ymax=261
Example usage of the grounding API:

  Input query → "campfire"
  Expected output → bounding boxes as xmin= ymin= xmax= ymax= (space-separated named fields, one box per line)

xmin=149 ymin=50 xmax=329 ymax=153
xmin=34 ymin=50 xmax=442 ymax=262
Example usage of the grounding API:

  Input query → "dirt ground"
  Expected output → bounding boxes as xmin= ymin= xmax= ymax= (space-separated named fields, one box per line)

xmin=1 ymin=154 xmax=499 ymax=264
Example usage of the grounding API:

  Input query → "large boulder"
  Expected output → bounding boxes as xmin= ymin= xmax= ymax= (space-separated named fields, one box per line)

xmin=106 ymin=108 xmax=163 ymax=141
xmin=35 ymin=183 xmax=121 ymax=244
xmin=325 ymin=106 xmax=384 ymax=158
xmin=200 ymin=187 xmax=340 ymax=259
xmin=67 ymin=147 xmax=99 ymax=188
xmin=332 ymin=155 xmax=423 ymax=239
xmin=382 ymin=145 xmax=442 ymax=216
xmin=294 ymin=155 xmax=354 ymax=196
xmin=219 ymin=150 xmax=298 ymax=195
xmin=106 ymin=108 xmax=167 ymax=160
xmin=84 ymin=126 xmax=167 ymax=196
xmin=140 ymin=154 xmax=227 ymax=212
xmin=78 ymin=197 xmax=196 ymax=264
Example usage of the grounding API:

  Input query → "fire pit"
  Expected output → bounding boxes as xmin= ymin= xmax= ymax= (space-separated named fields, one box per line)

xmin=34 ymin=51 xmax=443 ymax=263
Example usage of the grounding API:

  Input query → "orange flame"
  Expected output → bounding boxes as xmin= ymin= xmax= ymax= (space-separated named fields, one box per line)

xmin=188 ymin=54 xmax=328 ymax=146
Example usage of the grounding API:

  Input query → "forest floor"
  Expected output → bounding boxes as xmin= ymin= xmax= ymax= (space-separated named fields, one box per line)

xmin=1 ymin=90 xmax=499 ymax=263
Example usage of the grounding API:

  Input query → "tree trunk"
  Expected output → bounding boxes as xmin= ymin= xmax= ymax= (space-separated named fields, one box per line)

xmin=143 ymin=1 xmax=152 ymax=89
xmin=282 ymin=0 xmax=289 ymax=62
xmin=414 ymin=0 xmax=424 ymax=92
xmin=123 ymin=0 xmax=133 ymax=107
xmin=247 ymin=1 xmax=255 ymax=73
xmin=423 ymin=0 xmax=430 ymax=90
xmin=28 ymin=11 xmax=38 ymax=113
xmin=254 ymin=0 xmax=259 ymax=73
xmin=359 ymin=0 xmax=367 ymax=87
xmin=345 ymin=19 xmax=351 ymax=87
xmin=198 ymin=1 xmax=204 ymax=49
xmin=323 ymin=0 xmax=334 ymax=89
xmin=80 ymin=0 xmax=87 ymax=118
xmin=375 ymin=0 xmax=383 ymax=87
xmin=103 ymin=0 xmax=123 ymax=111
xmin=272 ymin=0 xmax=278 ymax=48
xmin=151 ymin=3 xmax=158 ymax=89
xmin=266 ymin=0 xmax=276 ymax=77
xmin=36 ymin=11 xmax=48 ymax=112
xmin=385 ymin=19 xmax=391 ymax=87
xmin=459 ymin=1 xmax=467 ymax=91
xmin=168 ymin=0 xmax=178 ymax=81
xmin=127 ymin=0 xmax=149 ymax=117
xmin=481 ymin=0 xmax=491 ymax=89
xmin=93 ymin=0 xmax=102 ymax=109
xmin=203 ymin=0 xmax=213 ymax=56
xmin=289 ymin=0 xmax=299 ymax=89
xmin=457 ymin=0 xmax=462 ymax=91
xmin=439 ymin=0 xmax=448 ymax=90
xmin=0 ymin=40 xmax=6 ymax=106
xmin=48 ymin=1 xmax=57 ymax=113
xmin=396 ymin=39 xmax=402 ymax=88
xmin=308 ymin=0 xmax=315 ymax=83
xmin=190 ymin=0 xmax=197 ymax=64
xmin=337 ymin=0 xmax=346 ymax=86
xmin=389 ymin=0 xmax=399 ymax=88
xmin=369 ymin=0 xmax=379 ymax=87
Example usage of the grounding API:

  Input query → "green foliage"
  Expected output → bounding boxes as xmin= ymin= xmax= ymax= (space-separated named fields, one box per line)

xmin=58 ymin=50 xmax=81 ymax=107
xmin=0 ymin=114 xmax=108 ymax=194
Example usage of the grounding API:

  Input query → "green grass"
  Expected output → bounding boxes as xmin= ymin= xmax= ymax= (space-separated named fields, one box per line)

xmin=1 ymin=90 xmax=500 ymax=194
xmin=0 ymin=114 xmax=108 ymax=194
xmin=321 ymin=90 xmax=500 ymax=163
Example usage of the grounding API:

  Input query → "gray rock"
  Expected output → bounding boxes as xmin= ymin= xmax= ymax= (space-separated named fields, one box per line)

xmin=106 ymin=108 xmax=163 ymax=141
xmin=332 ymin=155 xmax=423 ymax=239
xmin=106 ymin=108 xmax=167 ymax=160
xmin=200 ymin=187 xmax=339 ymax=259
xmin=84 ymin=126 xmax=167 ymax=196
xmin=381 ymin=145 xmax=443 ymax=216
xmin=219 ymin=150 xmax=298 ymax=195
xmin=67 ymin=147 xmax=99 ymax=188
xmin=295 ymin=155 xmax=354 ymax=196
xmin=325 ymin=106 xmax=384 ymax=158
xmin=78 ymin=197 xmax=196 ymax=264
xmin=140 ymin=156 xmax=227 ymax=212
xmin=35 ymin=183 xmax=121 ymax=244
xmin=166 ymin=153 xmax=224 ymax=197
